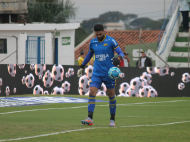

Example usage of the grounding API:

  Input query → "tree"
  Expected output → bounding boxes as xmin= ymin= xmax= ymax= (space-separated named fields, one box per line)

xmin=129 ymin=18 xmax=154 ymax=29
xmin=122 ymin=14 xmax=137 ymax=24
xmin=75 ymin=27 xmax=89 ymax=46
xmin=99 ymin=11 xmax=124 ymax=22
xmin=142 ymin=21 xmax=163 ymax=30
xmin=27 ymin=0 xmax=76 ymax=23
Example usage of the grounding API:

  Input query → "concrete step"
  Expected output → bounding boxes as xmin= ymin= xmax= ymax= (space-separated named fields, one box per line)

xmin=168 ymin=57 xmax=189 ymax=62
xmin=167 ymin=62 xmax=190 ymax=67
xmin=176 ymin=37 xmax=188 ymax=42
xmin=174 ymin=42 xmax=190 ymax=47
xmin=171 ymin=47 xmax=189 ymax=52
xmin=178 ymin=32 xmax=190 ymax=37
xmin=170 ymin=52 xmax=190 ymax=57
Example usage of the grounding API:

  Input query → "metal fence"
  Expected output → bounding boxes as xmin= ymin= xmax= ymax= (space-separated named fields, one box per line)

xmin=0 ymin=35 xmax=18 ymax=64
xmin=26 ymin=36 xmax=45 ymax=64
xmin=157 ymin=0 xmax=178 ymax=51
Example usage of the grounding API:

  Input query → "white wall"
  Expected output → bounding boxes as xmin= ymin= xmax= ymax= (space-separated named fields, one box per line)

xmin=0 ymin=36 xmax=17 ymax=64
xmin=19 ymin=33 xmax=27 ymax=64
xmin=45 ymin=33 xmax=54 ymax=64
xmin=0 ymin=23 xmax=80 ymax=65
xmin=58 ymin=30 xmax=75 ymax=65
xmin=0 ymin=31 xmax=48 ymax=64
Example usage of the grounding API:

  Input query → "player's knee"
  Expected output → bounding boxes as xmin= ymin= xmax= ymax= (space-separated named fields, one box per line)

xmin=108 ymin=93 xmax=115 ymax=98
xmin=89 ymin=90 xmax=97 ymax=96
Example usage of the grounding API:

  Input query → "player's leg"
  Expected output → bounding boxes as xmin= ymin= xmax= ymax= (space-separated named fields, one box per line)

xmin=87 ymin=87 xmax=98 ymax=119
xmin=107 ymin=88 xmax=116 ymax=126
xmin=81 ymin=75 xmax=101 ymax=125
xmin=103 ymin=76 xmax=116 ymax=126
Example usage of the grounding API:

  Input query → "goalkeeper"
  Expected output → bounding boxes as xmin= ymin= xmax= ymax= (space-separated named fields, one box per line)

xmin=77 ymin=24 xmax=124 ymax=126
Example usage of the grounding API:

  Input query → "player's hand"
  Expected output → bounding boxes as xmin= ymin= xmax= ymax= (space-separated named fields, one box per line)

xmin=77 ymin=65 xmax=85 ymax=77
xmin=111 ymin=57 xmax=121 ymax=67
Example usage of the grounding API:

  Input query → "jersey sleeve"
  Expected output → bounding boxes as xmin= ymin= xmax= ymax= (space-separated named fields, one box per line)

xmin=89 ymin=40 xmax=94 ymax=52
xmin=111 ymin=38 xmax=119 ymax=50
xmin=111 ymin=37 xmax=124 ymax=58
xmin=81 ymin=40 xmax=94 ymax=66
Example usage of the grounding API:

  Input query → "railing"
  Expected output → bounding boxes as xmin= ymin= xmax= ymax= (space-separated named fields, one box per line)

xmin=157 ymin=0 xmax=178 ymax=51
xmin=26 ymin=36 xmax=45 ymax=64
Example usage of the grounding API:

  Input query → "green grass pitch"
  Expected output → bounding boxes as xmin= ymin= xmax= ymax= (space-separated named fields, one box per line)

xmin=0 ymin=95 xmax=190 ymax=142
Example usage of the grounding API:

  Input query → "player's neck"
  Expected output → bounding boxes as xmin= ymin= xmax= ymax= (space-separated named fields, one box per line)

xmin=98 ymin=35 xmax=106 ymax=42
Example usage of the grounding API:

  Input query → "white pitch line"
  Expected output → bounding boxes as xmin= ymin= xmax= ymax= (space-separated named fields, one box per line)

xmin=0 ymin=100 xmax=187 ymax=115
xmin=0 ymin=121 xmax=189 ymax=142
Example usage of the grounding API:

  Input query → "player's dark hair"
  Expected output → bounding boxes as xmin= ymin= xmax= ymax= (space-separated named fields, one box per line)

xmin=94 ymin=24 xmax=104 ymax=31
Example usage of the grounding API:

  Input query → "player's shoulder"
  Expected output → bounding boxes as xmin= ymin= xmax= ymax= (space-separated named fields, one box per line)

xmin=105 ymin=35 xmax=116 ymax=42
xmin=90 ymin=37 xmax=99 ymax=43
xmin=105 ymin=35 xmax=118 ymax=47
xmin=106 ymin=35 xmax=113 ymax=39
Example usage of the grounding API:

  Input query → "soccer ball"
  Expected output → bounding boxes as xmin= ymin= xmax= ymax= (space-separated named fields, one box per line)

xmin=25 ymin=73 xmax=35 ymax=88
xmin=6 ymin=86 xmax=10 ymax=96
xmin=108 ymin=67 xmax=121 ymax=79
xmin=43 ymin=70 xmax=54 ymax=88
xmin=85 ymin=65 xmax=94 ymax=79
xmin=62 ymin=81 xmax=70 ymax=92
xmin=119 ymin=82 xmax=130 ymax=94
xmin=147 ymin=88 xmax=158 ymax=97
xmin=178 ymin=82 xmax=185 ymax=90
xmin=33 ymin=85 xmax=43 ymax=95
xmin=52 ymin=64 xmax=64 ymax=82
xmin=140 ymin=72 xmax=152 ymax=85
xmin=182 ymin=72 xmax=190 ymax=83
xmin=51 ymin=86 xmax=64 ymax=95
xmin=8 ymin=64 xmax=16 ymax=77
xmin=139 ymin=86 xmax=150 ymax=97
xmin=35 ymin=64 xmax=46 ymax=77
xmin=43 ymin=90 xmax=49 ymax=95
xmin=78 ymin=75 xmax=89 ymax=95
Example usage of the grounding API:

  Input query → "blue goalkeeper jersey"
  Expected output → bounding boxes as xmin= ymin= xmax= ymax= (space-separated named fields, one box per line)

xmin=89 ymin=35 xmax=123 ymax=76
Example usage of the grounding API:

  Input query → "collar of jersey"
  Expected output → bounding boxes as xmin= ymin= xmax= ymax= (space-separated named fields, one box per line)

xmin=98 ymin=35 xmax=106 ymax=42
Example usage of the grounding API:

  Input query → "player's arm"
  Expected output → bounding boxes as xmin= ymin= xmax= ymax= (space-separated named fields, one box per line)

xmin=111 ymin=46 xmax=124 ymax=67
xmin=110 ymin=38 xmax=124 ymax=67
xmin=114 ymin=46 xmax=124 ymax=59
xmin=82 ymin=50 xmax=94 ymax=67
xmin=77 ymin=50 xmax=94 ymax=77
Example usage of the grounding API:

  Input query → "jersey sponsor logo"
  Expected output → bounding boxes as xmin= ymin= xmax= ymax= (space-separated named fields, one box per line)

xmin=104 ymin=43 xmax=108 ymax=46
xmin=96 ymin=54 xmax=109 ymax=61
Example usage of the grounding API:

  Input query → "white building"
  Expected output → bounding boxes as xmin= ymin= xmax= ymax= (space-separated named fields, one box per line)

xmin=104 ymin=22 xmax=126 ymax=31
xmin=0 ymin=23 xmax=80 ymax=65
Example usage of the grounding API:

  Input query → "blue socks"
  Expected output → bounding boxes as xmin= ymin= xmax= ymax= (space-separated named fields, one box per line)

xmin=109 ymin=96 xmax=116 ymax=120
xmin=88 ymin=95 xmax=96 ymax=119
xmin=87 ymin=95 xmax=116 ymax=120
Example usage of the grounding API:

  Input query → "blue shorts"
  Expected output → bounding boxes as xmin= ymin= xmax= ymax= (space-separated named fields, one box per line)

xmin=90 ymin=74 xmax=116 ymax=89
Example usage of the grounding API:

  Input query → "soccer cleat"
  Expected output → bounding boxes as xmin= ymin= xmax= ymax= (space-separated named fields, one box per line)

xmin=81 ymin=117 xmax=93 ymax=126
xmin=109 ymin=119 xmax=115 ymax=127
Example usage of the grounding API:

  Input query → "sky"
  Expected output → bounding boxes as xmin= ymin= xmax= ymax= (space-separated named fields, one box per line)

xmin=69 ymin=0 xmax=174 ymax=23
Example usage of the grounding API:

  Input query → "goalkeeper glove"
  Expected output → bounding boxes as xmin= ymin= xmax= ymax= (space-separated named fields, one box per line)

xmin=77 ymin=64 xmax=85 ymax=77
xmin=111 ymin=56 xmax=122 ymax=67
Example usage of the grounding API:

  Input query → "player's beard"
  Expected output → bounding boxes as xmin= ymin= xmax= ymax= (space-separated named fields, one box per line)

xmin=98 ymin=34 xmax=105 ymax=41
